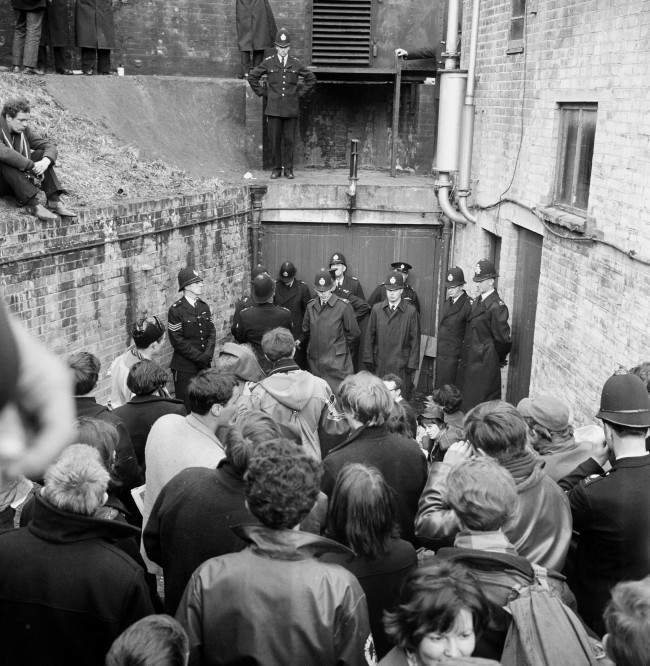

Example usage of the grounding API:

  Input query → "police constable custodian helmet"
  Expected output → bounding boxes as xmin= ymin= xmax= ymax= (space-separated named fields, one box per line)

xmin=314 ymin=269 xmax=334 ymax=292
xmin=279 ymin=261 xmax=297 ymax=283
xmin=473 ymin=259 xmax=498 ymax=282
xmin=391 ymin=261 xmax=413 ymax=273
xmin=383 ymin=271 xmax=405 ymax=290
xmin=274 ymin=28 xmax=291 ymax=47
xmin=329 ymin=252 xmax=347 ymax=268
xmin=251 ymin=274 xmax=276 ymax=304
xmin=178 ymin=267 xmax=203 ymax=291
xmin=595 ymin=373 xmax=650 ymax=427
xmin=446 ymin=266 xmax=466 ymax=287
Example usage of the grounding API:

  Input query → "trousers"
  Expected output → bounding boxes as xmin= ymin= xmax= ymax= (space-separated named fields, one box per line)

xmin=0 ymin=149 xmax=63 ymax=205
xmin=12 ymin=9 xmax=45 ymax=68
xmin=81 ymin=47 xmax=111 ymax=74
xmin=267 ymin=116 xmax=297 ymax=171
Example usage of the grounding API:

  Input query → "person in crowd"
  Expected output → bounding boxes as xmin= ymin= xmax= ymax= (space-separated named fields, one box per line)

xmin=559 ymin=372 xmax=650 ymax=635
xmin=416 ymin=400 xmax=572 ymax=571
xmin=236 ymin=327 xmax=337 ymax=459
xmin=175 ymin=437 xmax=374 ymax=665
xmin=235 ymin=0 xmax=276 ymax=77
xmin=517 ymin=393 xmax=596 ymax=482
xmin=322 ymin=372 xmax=427 ymax=544
xmin=76 ymin=0 xmax=115 ymax=75
xmin=435 ymin=267 xmax=472 ymax=388
xmin=43 ymin=0 xmax=73 ymax=74
xmin=434 ymin=457 xmax=576 ymax=660
xmin=329 ymin=251 xmax=366 ymax=299
xmin=231 ymin=264 xmax=270 ymax=327
xmin=0 ymin=445 xmax=154 ymax=664
xmin=416 ymin=402 xmax=446 ymax=460
xmin=0 ymin=466 xmax=39 ymax=532
xmin=430 ymin=383 xmax=465 ymax=450
xmin=458 ymin=259 xmax=511 ymax=412
xmin=383 ymin=373 xmax=418 ymax=437
xmin=0 ymin=97 xmax=76 ymax=221
xmin=213 ymin=341 xmax=265 ymax=408
xmin=363 ymin=271 xmax=420 ymax=399
xmin=368 ymin=261 xmax=420 ymax=314
xmin=231 ymin=272 xmax=293 ymax=370
xmin=168 ymin=267 xmax=216 ymax=408
xmin=385 ymin=400 xmax=414 ymax=439
xmin=11 ymin=0 xmax=45 ymax=75
xmin=602 ymin=576 xmax=650 ymax=666
xmin=68 ymin=350 xmax=141 ymax=493
xmin=113 ymin=360 xmax=185 ymax=471
xmin=629 ymin=361 xmax=650 ymax=451
xmin=109 ymin=315 xmax=167 ymax=408
xmin=106 ymin=614 xmax=189 ymax=666
xmin=274 ymin=260 xmax=313 ymax=368
xmin=322 ymin=463 xmax=417 ymax=659
xmin=300 ymin=268 xmax=360 ymax=392
xmin=247 ymin=28 xmax=316 ymax=179
xmin=381 ymin=561 xmax=494 ymax=666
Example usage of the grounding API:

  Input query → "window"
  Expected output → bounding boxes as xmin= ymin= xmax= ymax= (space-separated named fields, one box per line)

xmin=554 ymin=104 xmax=597 ymax=213
xmin=509 ymin=0 xmax=526 ymax=41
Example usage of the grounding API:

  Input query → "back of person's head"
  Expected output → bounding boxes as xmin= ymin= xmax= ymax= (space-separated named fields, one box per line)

xmin=446 ymin=457 xmax=518 ymax=531
xmin=131 ymin=315 xmax=165 ymax=350
xmin=74 ymin=417 xmax=118 ymax=472
xmin=245 ymin=437 xmax=321 ymax=529
xmin=382 ymin=373 xmax=403 ymax=392
xmin=603 ymin=576 xmax=650 ymax=666
xmin=261 ymin=327 xmax=295 ymax=362
xmin=1 ymin=97 xmax=30 ymax=119
xmin=67 ymin=351 xmax=101 ymax=395
xmin=187 ymin=371 xmax=236 ymax=415
xmin=105 ymin=614 xmax=189 ymax=666
xmin=431 ymin=384 xmax=463 ymax=414
xmin=127 ymin=360 xmax=169 ymax=396
xmin=629 ymin=362 xmax=650 ymax=393
xmin=326 ymin=463 xmax=396 ymax=559
xmin=464 ymin=400 xmax=528 ymax=463
xmin=385 ymin=400 xmax=411 ymax=437
xmin=215 ymin=342 xmax=264 ymax=382
xmin=223 ymin=411 xmax=280 ymax=476
xmin=43 ymin=444 xmax=109 ymax=515
xmin=338 ymin=371 xmax=393 ymax=426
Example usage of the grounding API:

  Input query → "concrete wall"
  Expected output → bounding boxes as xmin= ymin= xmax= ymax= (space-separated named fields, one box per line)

xmin=453 ymin=0 xmax=650 ymax=424
xmin=0 ymin=188 xmax=251 ymax=401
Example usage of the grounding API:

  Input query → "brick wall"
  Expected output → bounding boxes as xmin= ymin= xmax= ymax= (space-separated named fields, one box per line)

xmin=453 ymin=0 xmax=650 ymax=424
xmin=0 ymin=188 xmax=251 ymax=402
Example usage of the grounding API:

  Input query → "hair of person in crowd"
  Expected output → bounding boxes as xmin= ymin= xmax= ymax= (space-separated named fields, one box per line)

xmin=261 ymin=327 xmax=295 ymax=362
xmin=74 ymin=417 xmax=118 ymax=474
xmin=131 ymin=315 xmax=165 ymax=350
xmin=382 ymin=373 xmax=403 ymax=394
xmin=126 ymin=360 xmax=170 ymax=397
xmin=629 ymin=362 xmax=650 ymax=393
xmin=385 ymin=400 xmax=412 ymax=437
xmin=245 ymin=437 xmax=322 ymax=530
xmin=105 ymin=614 xmax=189 ymax=666
xmin=464 ymin=400 xmax=528 ymax=464
xmin=383 ymin=560 xmax=489 ymax=659
xmin=338 ymin=371 xmax=393 ymax=427
xmin=214 ymin=342 xmax=265 ymax=383
xmin=223 ymin=411 xmax=281 ymax=476
xmin=430 ymin=384 xmax=463 ymax=414
xmin=603 ymin=576 xmax=650 ymax=666
xmin=67 ymin=351 xmax=101 ymax=396
xmin=187 ymin=370 xmax=236 ymax=415
xmin=326 ymin=463 xmax=398 ymax=559
xmin=446 ymin=457 xmax=518 ymax=532
xmin=1 ymin=97 xmax=30 ymax=119
xmin=42 ymin=444 xmax=109 ymax=516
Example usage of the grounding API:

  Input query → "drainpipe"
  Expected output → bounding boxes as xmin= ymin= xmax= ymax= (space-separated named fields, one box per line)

xmin=457 ymin=0 xmax=481 ymax=223
xmin=347 ymin=139 xmax=359 ymax=226
xmin=249 ymin=185 xmax=267 ymax=268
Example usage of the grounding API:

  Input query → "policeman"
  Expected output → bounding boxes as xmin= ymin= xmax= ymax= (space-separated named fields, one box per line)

xmin=167 ymin=267 xmax=216 ymax=407
xmin=435 ymin=266 xmax=472 ymax=388
xmin=559 ymin=373 xmax=650 ymax=635
xmin=457 ymin=258 xmax=511 ymax=411
xmin=274 ymin=261 xmax=312 ymax=369
xmin=248 ymin=28 xmax=316 ymax=179
xmin=231 ymin=264 xmax=270 ymax=337
xmin=368 ymin=261 xmax=421 ymax=313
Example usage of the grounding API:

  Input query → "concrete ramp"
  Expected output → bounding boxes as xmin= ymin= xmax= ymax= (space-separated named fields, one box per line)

xmin=46 ymin=75 xmax=251 ymax=179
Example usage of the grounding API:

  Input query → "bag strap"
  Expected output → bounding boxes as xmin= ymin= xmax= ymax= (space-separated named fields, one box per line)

xmin=436 ymin=547 xmax=535 ymax=580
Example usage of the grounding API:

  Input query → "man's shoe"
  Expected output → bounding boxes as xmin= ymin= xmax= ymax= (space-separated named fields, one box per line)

xmin=23 ymin=67 xmax=43 ymax=75
xmin=47 ymin=201 xmax=77 ymax=218
xmin=284 ymin=169 xmax=295 ymax=179
xmin=270 ymin=169 xmax=281 ymax=179
xmin=83 ymin=69 xmax=94 ymax=76
xmin=28 ymin=203 xmax=58 ymax=221
xmin=12 ymin=66 xmax=21 ymax=74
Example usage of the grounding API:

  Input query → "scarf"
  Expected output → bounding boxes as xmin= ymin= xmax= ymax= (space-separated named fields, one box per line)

xmin=500 ymin=447 xmax=539 ymax=483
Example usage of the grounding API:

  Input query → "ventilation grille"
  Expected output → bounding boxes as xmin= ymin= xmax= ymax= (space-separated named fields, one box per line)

xmin=311 ymin=0 xmax=372 ymax=66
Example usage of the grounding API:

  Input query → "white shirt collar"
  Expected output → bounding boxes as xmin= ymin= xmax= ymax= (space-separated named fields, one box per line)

xmin=481 ymin=288 xmax=494 ymax=300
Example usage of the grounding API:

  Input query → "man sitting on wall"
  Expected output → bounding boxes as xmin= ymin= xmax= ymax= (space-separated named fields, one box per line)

xmin=0 ymin=97 xmax=75 ymax=221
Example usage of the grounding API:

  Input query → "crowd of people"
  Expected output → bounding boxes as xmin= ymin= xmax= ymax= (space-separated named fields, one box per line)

xmin=0 ymin=258 xmax=648 ymax=666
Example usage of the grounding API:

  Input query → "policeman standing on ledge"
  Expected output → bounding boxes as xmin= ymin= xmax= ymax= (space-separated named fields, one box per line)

xmin=457 ymin=258 xmax=511 ymax=411
xmin=435 ymin=266 xmax=472 ymax=388
xmin=368 ymin=261 xmax=420 ymax=313
xmin=248 ymin=28 xmax=316 ymax=179
xmin=167 ymin=267 xmax=216 ymax=408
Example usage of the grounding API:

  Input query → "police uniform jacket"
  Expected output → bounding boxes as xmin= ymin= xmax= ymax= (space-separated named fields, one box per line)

xmin=362 ymin=300 xmax=420 ymax=386
xmin=559 ymin=454 xmax=650 ymax=634
xmin=167 ymin=297 xmax=216 ymax=374
xmin=368 ymin=283 xmax=420 ymax=314
xmin=301 ymin=294 xmax=360 ymax=392
xmin=274 ymin=279 xmax=312 ymax=337
xmin=248 ymin=54 xmax=316 ymax=118
xmin=435 ymin=291 xmax=472 ymax=388
xmin=458 ymin=291 xmax=511 ymax=411
xmin=232 ymin=302 xmax=292 ymax=361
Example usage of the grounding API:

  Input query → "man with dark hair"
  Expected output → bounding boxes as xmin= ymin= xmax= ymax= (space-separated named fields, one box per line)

xmin=176 ymin=437 xmax=373 ymax=664
xmin=0 ymin=97 xmax=76 ymax=220
xmin=416 ymin=400 xmax=572 ymax=571
xmin=559 ymin=373 xmax=650 ymax=634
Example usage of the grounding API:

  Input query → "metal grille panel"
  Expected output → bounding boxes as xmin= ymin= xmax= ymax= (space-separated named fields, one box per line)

xmin=311 ymin=0 xmax=372 ymax=66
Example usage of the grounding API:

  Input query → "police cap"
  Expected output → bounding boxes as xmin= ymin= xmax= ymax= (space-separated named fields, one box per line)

xmin=596 ymin=373 xmax=650 ymax=427
xmin=446 ymin=266 xmax=466 ymax=287
xmin=274 ymin=28 xmax=291 ymax=47
xmin=473 ymin=259 xmax=498 ymax=282
xmin=251 ymin=274 xmax=275 ymax=304
xmin=314 ymin=269 xmax=334 ymax=292
xmin=329 ymin=252 xmax=347 ymax=268
xmin=178 ymin=267 xmax=203 ymax=291
xmin=391 ymin=261 xmax=413 ymax=272
xmin=384 ymin=271 xmax=405 ymax=290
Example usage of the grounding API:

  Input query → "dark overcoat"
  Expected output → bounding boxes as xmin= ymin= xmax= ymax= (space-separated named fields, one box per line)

xmin=236 ymin=0 xmax=276 ymax=52
xmin=75 ymin=0 xmax=115 ymax=49
xmin=457 ymin=290 xmax=511 ymax=411
xmin=368 ymin=282 xmax=420 ymax=313
xmin=46 ymin=0 xmax=74 ymax=47
xmin=274 ymin=278 xmax=312 ymax=337
xmin=435 ymin=290 xmax=472 ymax=388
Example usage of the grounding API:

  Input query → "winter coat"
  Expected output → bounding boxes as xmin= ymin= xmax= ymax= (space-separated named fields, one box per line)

xmin=435 ymin=290 xmax=472 ymax=388
xmin=46 ymin=0 xmax=74 ymax=47
xmin=176 ymin=524 xmax=374 ymax=666
xmin=0 ymin=495 xmax=154 ymax=665
xmin=274 ymin=278 xmax=313 ymax=337
xmin=235 ymin=0 xmax=276 ymax=52
xmin=11 ymin=0 xmax=46 ymax=10
xmin=0 ymin=115 xmax=57 ymax=171
xmin=75 ymin=0 xmax=115 ymax=49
